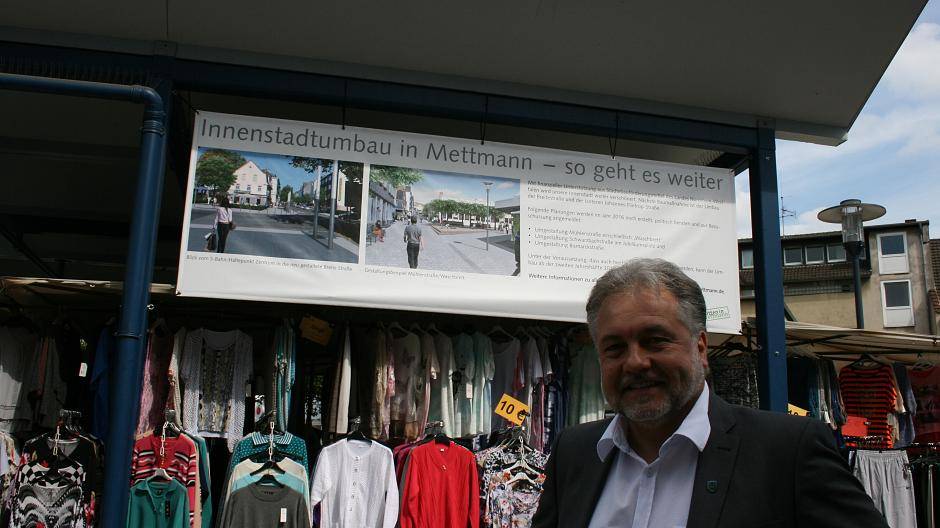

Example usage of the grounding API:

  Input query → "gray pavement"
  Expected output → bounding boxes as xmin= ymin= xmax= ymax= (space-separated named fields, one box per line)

xmin=365 ymin=221 xmax=517 ymax=275
xmin=189 ymin=206 xmax=358 ymax=263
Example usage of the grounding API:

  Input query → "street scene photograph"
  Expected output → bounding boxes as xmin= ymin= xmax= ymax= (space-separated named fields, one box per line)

xmin=365 ymin=166 xmax=521 ymax=275
xmin=187 ymin=147 xmax=363 ymax=262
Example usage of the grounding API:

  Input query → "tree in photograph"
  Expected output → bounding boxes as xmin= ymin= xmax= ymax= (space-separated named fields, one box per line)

xmin=280 ymin=185 xmax=294 ymax=204
xmin=195 ymin=149 xmax=246 ymax=193
xmin=370 ymin=165 xmax=423 ymax=188
xmin=290 ymin=157 xmax=334 ymax=177
xmin=424 ymin=198 xmax=498 ymax=226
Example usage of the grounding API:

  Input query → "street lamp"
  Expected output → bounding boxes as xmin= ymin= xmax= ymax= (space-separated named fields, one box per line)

xmin=483 ymin=181 xmax=493 ymax=250
xmin=817 ymin=199 xmax=886 ymax=329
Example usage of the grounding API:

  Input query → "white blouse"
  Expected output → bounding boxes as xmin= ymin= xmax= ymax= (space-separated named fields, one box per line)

xmin=311 ymin=439 xmax=399 ymax=528
xmin=215 ymin=206 xmax=233 ymax=224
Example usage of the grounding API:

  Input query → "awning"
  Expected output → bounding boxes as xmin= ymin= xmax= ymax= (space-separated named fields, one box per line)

xmin=710 ymin=319 xmax=940 ymax=363
xmin=0 ymin=1 xmax=927 ymax=145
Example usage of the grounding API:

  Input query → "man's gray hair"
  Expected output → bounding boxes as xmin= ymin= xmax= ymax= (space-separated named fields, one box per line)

xmin=586 ymin=258 xmax=707 ymax=338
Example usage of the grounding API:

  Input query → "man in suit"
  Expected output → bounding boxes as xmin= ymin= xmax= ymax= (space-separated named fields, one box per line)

xmin=532 ymin=258 xmax=888 ymax=528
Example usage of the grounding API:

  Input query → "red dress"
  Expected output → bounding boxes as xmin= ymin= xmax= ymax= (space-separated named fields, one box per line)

xmin=400 ymin=441 xmax=480 ymax=528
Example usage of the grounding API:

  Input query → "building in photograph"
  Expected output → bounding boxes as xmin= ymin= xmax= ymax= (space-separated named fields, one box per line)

xmin=931 ymin=238 xmax=940 ymax=331
xmin=494 ymin=196 xmax=520 ymax=231
xmin=228 ymin=161 xmax=279 ymax=207
xmin=739 ymin=220 xmax=938 ymax=334
xmin=368 ymin=180 xmax=396 ymax=226
xmin=335 ymin=167 xmax=351 ymax=213
xmin=395 ymin=186 xmax=414 ymax=218
xmin=301 ymin=180 xmax=317 ymax=199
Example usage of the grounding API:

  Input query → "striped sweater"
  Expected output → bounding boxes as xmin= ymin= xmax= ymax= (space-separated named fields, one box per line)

xmin=131 ymin=433 xmax=199 ymax=527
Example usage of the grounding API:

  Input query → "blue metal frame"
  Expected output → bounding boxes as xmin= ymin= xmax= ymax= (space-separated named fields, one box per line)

xmin=0 ymin=72 xmax=169 ymax=528
xmin=0 ymin=39 xmax=790 ymax=526
xmin=749 ymin=127 xmax=788 ymax=411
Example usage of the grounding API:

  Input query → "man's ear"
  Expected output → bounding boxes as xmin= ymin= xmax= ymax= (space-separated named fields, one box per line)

xmin=696 ymin=330 xmax=708 ymax=369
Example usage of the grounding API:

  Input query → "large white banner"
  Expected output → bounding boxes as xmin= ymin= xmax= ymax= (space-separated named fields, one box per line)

xmin=176 ymin=112 xmax=741 ymax=332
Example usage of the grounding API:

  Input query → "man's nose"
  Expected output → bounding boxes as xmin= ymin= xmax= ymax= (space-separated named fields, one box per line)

xmin=621 ymin=344 xmax=652 ymax=373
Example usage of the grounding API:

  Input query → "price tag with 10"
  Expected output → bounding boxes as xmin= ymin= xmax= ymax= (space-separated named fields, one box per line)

xmin=494 ymin=394 xmax=530 ymax=426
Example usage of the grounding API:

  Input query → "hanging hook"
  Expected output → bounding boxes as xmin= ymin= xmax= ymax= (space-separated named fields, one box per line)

xmin=342 ymin=80 xmax=348 ymax=130
xmin=267 ymin=419 xmax=276 ymax=461
xmin=609 ymin=112 xmax=619 ymax=159
xmin=480 ymin=95 xmax=489 ymax=145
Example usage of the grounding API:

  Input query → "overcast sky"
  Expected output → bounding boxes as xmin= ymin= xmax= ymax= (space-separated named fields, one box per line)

xmin=736 ymin=2 xmax=940 ymax=238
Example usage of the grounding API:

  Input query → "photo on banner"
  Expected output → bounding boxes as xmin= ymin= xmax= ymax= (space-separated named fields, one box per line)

xmin=187 ymin=147 xmax=363 ymax=263
xmin=365 ymin=166 xmax=521 ymax=276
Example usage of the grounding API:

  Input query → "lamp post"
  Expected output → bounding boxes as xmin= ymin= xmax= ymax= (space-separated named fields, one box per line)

xmin=483 ymin=181 xmax=493 ymax=250
xmin=817 ymin=199 xmax=886 ymax=329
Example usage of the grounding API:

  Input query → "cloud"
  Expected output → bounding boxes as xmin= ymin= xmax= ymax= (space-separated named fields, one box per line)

xmin=767 ymin=18 xmax=940 ymax=232
xmin=776 ymin=21 xmax=940 ymax=178
xmin=736 ymin=187 xmax=752 ymax=238
xmin=882 ymin=23 xmax=940 ymax=101
xmin=779 ymin=207 xmax=837 ymax=236
xmin=496 ymin=181 xmax=515 ymax=190
xmin=411 ymin=186 xmax=489 ymax=205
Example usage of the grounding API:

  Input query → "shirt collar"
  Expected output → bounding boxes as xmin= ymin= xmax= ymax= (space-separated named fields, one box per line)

xmin=250 ymin=432 xmax=294 ymax=446
xmin=135 ymin=479 xmax=182 ymax=511
xmin=596 ymin=383 xmax=711 ymax=461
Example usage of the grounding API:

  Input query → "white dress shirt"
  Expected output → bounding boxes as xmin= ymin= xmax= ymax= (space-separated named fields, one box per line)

xmin=588 ymin=384 xmax=711 ymax=528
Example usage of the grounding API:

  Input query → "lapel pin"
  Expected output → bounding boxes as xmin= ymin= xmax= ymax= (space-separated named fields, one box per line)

xmin=706 ymin=480 xmax=718 ymax=493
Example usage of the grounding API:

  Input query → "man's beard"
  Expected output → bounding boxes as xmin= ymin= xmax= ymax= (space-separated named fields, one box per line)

xmin=617 ymin=359 xmax=705 ymax=423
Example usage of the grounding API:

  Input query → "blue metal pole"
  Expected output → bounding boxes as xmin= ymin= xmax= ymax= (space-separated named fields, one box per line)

xmin=0 ymin=73 xmax=167 ymax=528
xmin=105 ymin=82 xmax=169 ymax=528
xmin=748 ymin=126 xmax=788 ymax=412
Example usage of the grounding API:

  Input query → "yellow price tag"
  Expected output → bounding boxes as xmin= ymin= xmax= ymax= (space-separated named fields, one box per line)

xmin=787 ymin=404 xmax=808 ymax=417
xmin=300 ymin=315 xmax=333 ymax=345
xmin=494 ymin=394 xmax=530 ymax=426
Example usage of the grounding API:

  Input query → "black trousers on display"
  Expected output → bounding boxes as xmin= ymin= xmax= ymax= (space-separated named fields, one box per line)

xmin=407 ymin=242 xmax=420 ymax=268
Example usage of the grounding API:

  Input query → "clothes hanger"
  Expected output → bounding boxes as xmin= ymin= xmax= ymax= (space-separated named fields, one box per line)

xmin=346 ymin=417 xmax=372 ymax=444
xmin=505 ymin=469 xmax=541 ymax=487
xmin=487 ymin=325 xmax=514 ymax=339
xmin=254 ymin=410 xmax=284 ymax=435
xmin=149 ymin=467 xmax=173 ymax=482
xmin=912 ymin=353 xmax=937 ymax=371
xmin=254 ymin=471 xmax=286 ymax=488
xmin=249 ymin=419 xmax=287 ymax=485
xmin=157 ymin=408 xmax=182 ymax=439
xmin=388 ymin=322 xmax=408 ymax=338
xmin=849 ymin=354 xmax=882 ymax=369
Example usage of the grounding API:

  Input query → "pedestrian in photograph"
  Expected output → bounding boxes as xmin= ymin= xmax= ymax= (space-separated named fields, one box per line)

xmin=373 ymin=221 xmax=385 ymax=243
xmin=215 ymin=194 xmax=235 ymax=253
xmin=532 ymin=258 xmax=887 ymax=528
xmin=404 ymin=216 xmax=423 ymax=268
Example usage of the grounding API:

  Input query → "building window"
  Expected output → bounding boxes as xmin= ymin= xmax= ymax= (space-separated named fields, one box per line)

xmin=805 ymin=246 xmax=825 ymax=264
xmin=877 ymin=232 xmax=909 ymax=274
xmin=882 ymin=280 xmax=914 ymax=327
xmin=784 ymin=247 xmax=803 ymax=266
xmin=741 ymin=248 xmax=753 ymax=269
xmin=827 ymin=243 xmax=846 ymax=262
xmin=247 ymin=185 xmax=252 ymax=193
